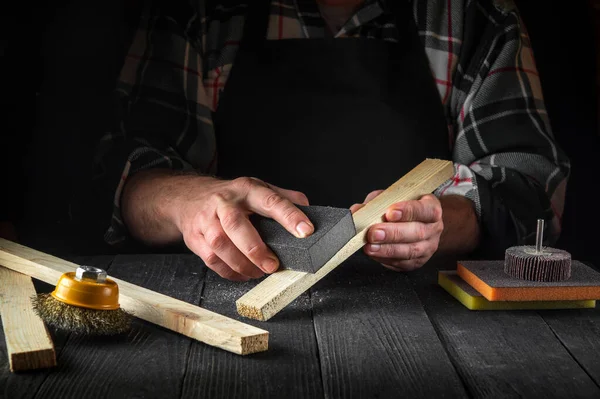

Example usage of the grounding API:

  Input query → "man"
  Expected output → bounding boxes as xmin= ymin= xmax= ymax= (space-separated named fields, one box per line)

xmin=93 ymin=0 xmax=570 ymax=281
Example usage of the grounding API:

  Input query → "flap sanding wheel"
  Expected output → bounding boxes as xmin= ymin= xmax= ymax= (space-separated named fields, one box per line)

xmin=504 ymin=246 xmax=572 ymax=282
xmin=503 ymin=219 xmax=572 ymax=282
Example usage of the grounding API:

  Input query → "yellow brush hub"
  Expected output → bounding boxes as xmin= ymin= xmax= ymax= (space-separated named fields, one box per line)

xmin=51 ymin=267 xmax=120 ymax=310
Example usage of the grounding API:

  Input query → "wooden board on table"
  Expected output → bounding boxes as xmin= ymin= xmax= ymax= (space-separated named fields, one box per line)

xmin=409 ymin=261 xmax=600 ymax=398
xmin=541 ymin=308 xmax=600 ymax=388
xmin=0 ymin=256 xmax=112 ymax=399
xmin=539 ymin=262 xmax=600 ymax=388
xmin=237 ymin=158 xmax=454 ymax=321
xmin=34 ymin=255 xmax=206 ymax=399
xmin=311 ymin=253 xmax=467 ymax=398
xmin=181 ymin=270 xmax=324 ymax=399
xmin=0 ymin=267 xmax=56 ymax=371
xmin=0 ymin=238 xmax=268 ymax=355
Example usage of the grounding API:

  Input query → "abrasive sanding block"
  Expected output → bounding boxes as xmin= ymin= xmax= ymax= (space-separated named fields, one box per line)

xmin=438 ymin=270 xmax=596 ymax=310
xmin=457 ymin=260 xmax=600 ymax=301
xmin=251 ymin=205 xmax=356 ymax=273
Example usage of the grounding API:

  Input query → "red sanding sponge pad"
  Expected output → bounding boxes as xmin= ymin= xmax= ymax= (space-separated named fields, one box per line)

xmin=457 ymin=260 xmax=600 ymax=301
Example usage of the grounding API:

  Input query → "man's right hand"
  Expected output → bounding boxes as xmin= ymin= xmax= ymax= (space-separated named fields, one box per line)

xmin=121 ymin=170 xmax=314 ymax=281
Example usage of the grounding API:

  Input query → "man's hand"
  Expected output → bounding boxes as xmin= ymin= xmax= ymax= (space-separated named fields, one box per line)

xmin=122 ymin=170 xmax=314 ymax=281
xmin=351 ymin=192 xmax=443 ymax=271
xmin=350 ymin=192 xmax=480 ymax=272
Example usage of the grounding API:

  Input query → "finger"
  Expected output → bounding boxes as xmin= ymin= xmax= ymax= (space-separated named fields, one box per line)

xmin=350 ymin=203 xmax=365 ymax=214
xmin=364 ymin=189 xmax=384 ymax=203
xmin=217 ymin=204 xmax=280 ymax=274
xmin=363 ymin=240 xmax=435 ymax=261
xmin=385 ymin=194 xmax=442 ymax=223
xmin=202 ymin=220 xmax=265 ymax=279
xmin=245 ymin=183 xmax=314 ymax=238
xmin=350 ymin=189 xmax=384 ymax=214
xmin=375 ymin=257 xmax=430 ymax=272
xmin=183 ymin=233 xmax=250 ymax=281
xmin=267 ymin=184 xmax=310 ymax=206
xmin=367 ymin=221 xmax=443 ymax=244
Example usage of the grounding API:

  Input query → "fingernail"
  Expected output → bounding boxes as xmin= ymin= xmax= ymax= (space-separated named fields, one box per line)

xmin=296 ymin=221 xmax=313 ymax=238
xmin=373 ymin=229 xmax=386 ymax=243
xmin=388 ymin=210 xmax=402 ymax=222
xmin=368 ymin=244 xmax=380 ymax=252
xmin=262 ymin=257 xmax=279 ymax=273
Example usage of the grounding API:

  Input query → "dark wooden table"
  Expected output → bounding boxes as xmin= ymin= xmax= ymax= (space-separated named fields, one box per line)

xmin=1 ymin=253 xmax=600 ymax=398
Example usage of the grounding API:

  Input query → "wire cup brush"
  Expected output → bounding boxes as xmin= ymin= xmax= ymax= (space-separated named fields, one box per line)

xmin=32 ymin=266 xmax=133 ymax=335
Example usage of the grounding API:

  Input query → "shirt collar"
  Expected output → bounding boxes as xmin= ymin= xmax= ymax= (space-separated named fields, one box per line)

xmin=294 ymin=0 xmax=386 ymax=38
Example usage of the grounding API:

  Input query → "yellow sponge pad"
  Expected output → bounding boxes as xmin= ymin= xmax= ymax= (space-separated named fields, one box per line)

xmin=457 ymin=260 xmax=600 ymax=301
xmin=438 ymin=271 xmax=596 ymax=310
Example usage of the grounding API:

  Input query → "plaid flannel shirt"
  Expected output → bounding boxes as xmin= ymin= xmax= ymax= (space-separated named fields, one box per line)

xmin=94 ymin=0 xmax=570 ymax=255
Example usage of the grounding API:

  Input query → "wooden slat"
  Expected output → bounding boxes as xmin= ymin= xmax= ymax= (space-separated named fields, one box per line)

xmin=0 ymin=267 xmax=56 ymax=371
xmin=541 ymin=308 xmax=600 ymax=388
xmin=311 ymin=253 xmax=467 ymax=398
xmin=236 ymin=158 xmax=454 ymax=321
xmin=181 ymin=270 xmax=324 ymax=399
xmin=33 ymin=255 xmax=205 ymax=399
xmin=540 ymin=262 xmax=600 ymax=387
xmin=409 ymin=260 xmax=600 ymax=398
xmin=0 ymin=256 xmax=112 ymax=399
xmin=0 ymin=238 xmax=268 ymax=355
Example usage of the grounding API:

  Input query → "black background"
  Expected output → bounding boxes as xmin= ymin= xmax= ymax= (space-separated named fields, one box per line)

xmin=1 ymin=0 xmax=598 ymax=264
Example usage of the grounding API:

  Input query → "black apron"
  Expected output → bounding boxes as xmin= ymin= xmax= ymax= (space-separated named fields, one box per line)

xmin=214 ymin=0 xmax=450 ymax=208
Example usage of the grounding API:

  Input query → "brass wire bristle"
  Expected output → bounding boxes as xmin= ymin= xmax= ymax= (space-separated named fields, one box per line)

xmin=32 ymin=294 xmax=132 ymax=335
xmin=31 ymin=266 xmax=133 ymax=335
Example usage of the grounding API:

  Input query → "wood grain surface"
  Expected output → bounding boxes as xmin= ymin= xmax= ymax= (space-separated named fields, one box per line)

xmin=2 ymin=253 xmax=600 ymax=399
xmin=33 ymin=255 xmax=205 ymax=399
xmin=0 ymin=256 xmax=112 ymax=399
xmin=181 ymin=270 xmax=324 ymax=399
xmin=0 ymin=267 xmax=55 ymax=371
xmin=409 ymin=260 xmax=600 ymax=398
xmin=311 ymin=253 xmax=467 ymax=398
xmin=540 ymin=262 xmax=600 ymax=388
xmin=541 ymin=308 xmax=600 ymax=388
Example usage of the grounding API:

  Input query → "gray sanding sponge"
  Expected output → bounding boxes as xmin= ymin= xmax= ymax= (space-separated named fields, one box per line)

xmin=457 ymin=260 xmax=600 ymax=301
xmin=250 ymin=205 xmax=356 ymax=273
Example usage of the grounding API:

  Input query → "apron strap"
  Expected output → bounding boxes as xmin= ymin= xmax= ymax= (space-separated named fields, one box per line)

xmin=240 ymin=0 xmax=271 ymax=50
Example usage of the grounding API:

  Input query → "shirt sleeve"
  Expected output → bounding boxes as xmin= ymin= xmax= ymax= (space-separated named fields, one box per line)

xmin=93 ymin=1 xmax=217 ymax=247
xmin=434 ymin=1 xmax=571 ymax=258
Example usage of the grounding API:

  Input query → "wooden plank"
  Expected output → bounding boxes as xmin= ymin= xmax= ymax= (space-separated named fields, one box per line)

xmin=237 ymin=158 xmax=454 ymax=321
xmin=541 ymin=308 xmax=600 ymax=388
xmin=409 ymin=258 xmax=600 ymax=398
xmin=33 ymin=255 xmax=205 ymax=399
xmin=0 ymin=238 xmax=268 ymax=355
xmin=0 ymin=256 xmax=112 ymax=399
xmin=0 ymin=267 xmax=56 ymax=371
xmin=181 ymin=270 xmax=324 ymax=399
xmin=540 ymin=262 xmax=600 ymax=388
xmin=311 ymin=253 xmax=468 ymax=398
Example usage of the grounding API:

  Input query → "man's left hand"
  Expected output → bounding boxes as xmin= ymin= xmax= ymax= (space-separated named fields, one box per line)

xmin=350 ymin=191 xmax=443 ymax=272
